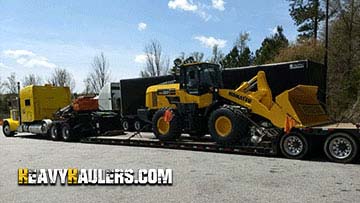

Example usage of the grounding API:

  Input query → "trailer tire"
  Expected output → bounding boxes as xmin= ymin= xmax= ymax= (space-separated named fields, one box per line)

xmin=280 ymin=132 xmax=309 ymax=159
xmin=324 ymin=132 xmax=358 ymax=163
xmin=122 ymin=120 xmax=133 ymax=131
xmin=50 ymin=125 xmax=60 ymax=141
xmin=61 ymin=123 xmax=73 ymax=142
xmin=2 ymin=122 xmax=15 ymax=137
xmin=152 ymin=108 xmax=181 ymax=141
xmin=208 ymin=107 xmax=248 ymax=145
xmin=134 ymin=120 xmax=142 ymax=131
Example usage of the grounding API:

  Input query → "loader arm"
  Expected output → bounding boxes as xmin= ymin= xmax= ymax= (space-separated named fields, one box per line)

xmin=218 ymin=71 xmax=330 ymax=129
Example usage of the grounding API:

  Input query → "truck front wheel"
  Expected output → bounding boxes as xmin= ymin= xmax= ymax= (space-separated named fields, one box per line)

xmin=324 ymin=132 xmax=358 ymax=163
xmin=2 ymin=122 xmax=15 ymax=137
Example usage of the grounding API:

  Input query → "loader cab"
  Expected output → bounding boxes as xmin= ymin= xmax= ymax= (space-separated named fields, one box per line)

xmin=179 ymin=63 xmax=223 ymax=95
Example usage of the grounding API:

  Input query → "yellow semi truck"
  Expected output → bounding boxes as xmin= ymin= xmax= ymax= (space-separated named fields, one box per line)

xmin=2 ymin=84 xmax=71 ymax=137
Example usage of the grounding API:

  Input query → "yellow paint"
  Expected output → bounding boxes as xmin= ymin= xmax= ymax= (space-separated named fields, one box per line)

xmin=146 ymin=83 xmax=213 ymax=110
xmin=3 ymin=109 xmax=20 ymax=132
xmin=67 ymin=168 xmax=78 ymax=184
xmin=219 ymin=84 xmax=330 ymax=128
xmin=215 ymin=116 xmax=232 ymax=137
xmin=157 ymin=116 xmax=170 ymax=135
xmin=18 ymin=168 xmax=28 ymax=184
xmin=19 ymin=84 xmax=71 ymax=122
xmin=146 ymin=70 xmax=329 ymax=130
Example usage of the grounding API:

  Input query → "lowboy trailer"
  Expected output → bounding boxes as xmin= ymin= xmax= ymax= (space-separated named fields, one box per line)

xmin=81 ymin=122 xmax=360 ymax=164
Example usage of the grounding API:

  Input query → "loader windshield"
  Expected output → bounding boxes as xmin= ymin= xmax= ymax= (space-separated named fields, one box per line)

xmin=199 ymin=64 xmax=223 ymax=89
xmin=181 ymin=63 xmax=222 ymax=95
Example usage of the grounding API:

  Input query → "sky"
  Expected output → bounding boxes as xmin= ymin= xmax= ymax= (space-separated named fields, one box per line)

xmin=0 ymin=0 xmax=298 ymax=92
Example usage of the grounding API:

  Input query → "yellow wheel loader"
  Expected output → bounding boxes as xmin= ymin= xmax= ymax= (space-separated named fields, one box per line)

xmin=141 ymin=59 xmax=330 ymax=159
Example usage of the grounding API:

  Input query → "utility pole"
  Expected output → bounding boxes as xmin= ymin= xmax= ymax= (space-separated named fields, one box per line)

xmin=324 ymin=0 xmax=329 ymax=104
xmin=325 ymin=0 xmax=329 ymax=69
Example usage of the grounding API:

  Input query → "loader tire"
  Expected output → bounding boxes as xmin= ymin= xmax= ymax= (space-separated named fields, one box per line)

xmin=280 ymin=132 xmax=309 ymax=159
xmin=208 ymin=107 xmax=248 ymax=145
xmin=152 ymin=108 xmax=181 ymax=141
xmin=2 ymin=122 xmax=15 ymax=137
xmin=324 ymin=132 xmax=358 ymax=163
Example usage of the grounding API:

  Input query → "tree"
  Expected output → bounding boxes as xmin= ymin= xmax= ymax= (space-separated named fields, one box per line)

xmin=48 ymin=68 xmax=76 ymax=91
xmin=23 ymin=74 xmax=42 ymax=86
xmin=178 ymin=51 xmax=205 ymax=62
xmin=222 ymin=32 xmax=252 ymax=68
xmin=140 ymin=40 xmax=169 ymax=77
xmin=190 ymin=52 xmax=205 ymax=62
xmin=254 ymin=26 xmax=289 ymax=65
xmin=271 ymin=40 xmax=325 ymax=63
xmin=4 ymin=73 xmax=18 ymax=94
xmin=326 ymin=0 xmax=360 ymax=121
xmin=235 ymin=32 xmax=250 ymax=54
xmin=0 ymin=76 xmax=4 ymax=94
xmin=221 ymin=47 xmax=240 ymax=68
xmin=209 ymin=45 xmax=224 ymax=64
xmin=288 ymin=0 xmax=326 ymax=40
xmin=84 ymin=52 xmax=111 ymax=94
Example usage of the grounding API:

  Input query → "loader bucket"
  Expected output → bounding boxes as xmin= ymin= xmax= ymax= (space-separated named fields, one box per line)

xmin=275 ymin=85 xmax=330 ymax=127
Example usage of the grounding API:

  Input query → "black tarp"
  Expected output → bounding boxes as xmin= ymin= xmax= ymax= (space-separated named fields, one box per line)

xmin=222 ymin=60 xmax=326 ymax=102
xmin=120 ymin=60 xmax=326 ymax=117
xmin=120 ymin=75 xmax=173 ymax=116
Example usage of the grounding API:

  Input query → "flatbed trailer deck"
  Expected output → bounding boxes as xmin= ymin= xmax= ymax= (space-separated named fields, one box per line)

xmin=81 ymin=122 xmax=360 ymax=163
xmin=81 ymin=133 xmax=278 ymax=156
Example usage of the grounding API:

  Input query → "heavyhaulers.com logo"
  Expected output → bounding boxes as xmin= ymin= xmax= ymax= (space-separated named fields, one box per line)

xmin=18 ymin=168 xmax=172 ymax=185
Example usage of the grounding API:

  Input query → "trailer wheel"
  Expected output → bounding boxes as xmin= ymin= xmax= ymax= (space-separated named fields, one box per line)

xmin=50 ymin=125 xmax=60 ymax=141
xmin=2 ymin=122 xmax=15 ymax=137
xmin=134 ymin=120 xmax=142 ymax=131
xmin=61 ymin=123 xmax=73 ymax=142
xmin=122 ymin=120 xmax=132 ymax=131
xmin=280 ymin=132 xmax=309 ymax=159
xmin=208 ymin=107 xmax=248 ymax=145
xmin=324 ymin=132 xmax=358 ymax=163
xmin=152 ymin=108 xmax=181 ymax=141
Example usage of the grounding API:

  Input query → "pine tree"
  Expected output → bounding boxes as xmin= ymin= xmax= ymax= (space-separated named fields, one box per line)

xmin=288 ymin=0 xmax=325 ymax=40
xmin=222 ymin=32 xmax=252 ymax=68
xmin=221 ymin=46 xmax=240 ymax=68
xmin=254 ymin=26 xmax=289 ymax=65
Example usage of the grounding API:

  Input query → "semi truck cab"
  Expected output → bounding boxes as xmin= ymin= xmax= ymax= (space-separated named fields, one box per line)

xmin=2 ymin=84 xmax=71 ymax=137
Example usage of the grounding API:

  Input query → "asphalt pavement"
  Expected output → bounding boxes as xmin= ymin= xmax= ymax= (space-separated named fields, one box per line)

xmin=0 ymin=129 xmax=359 ymax=203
